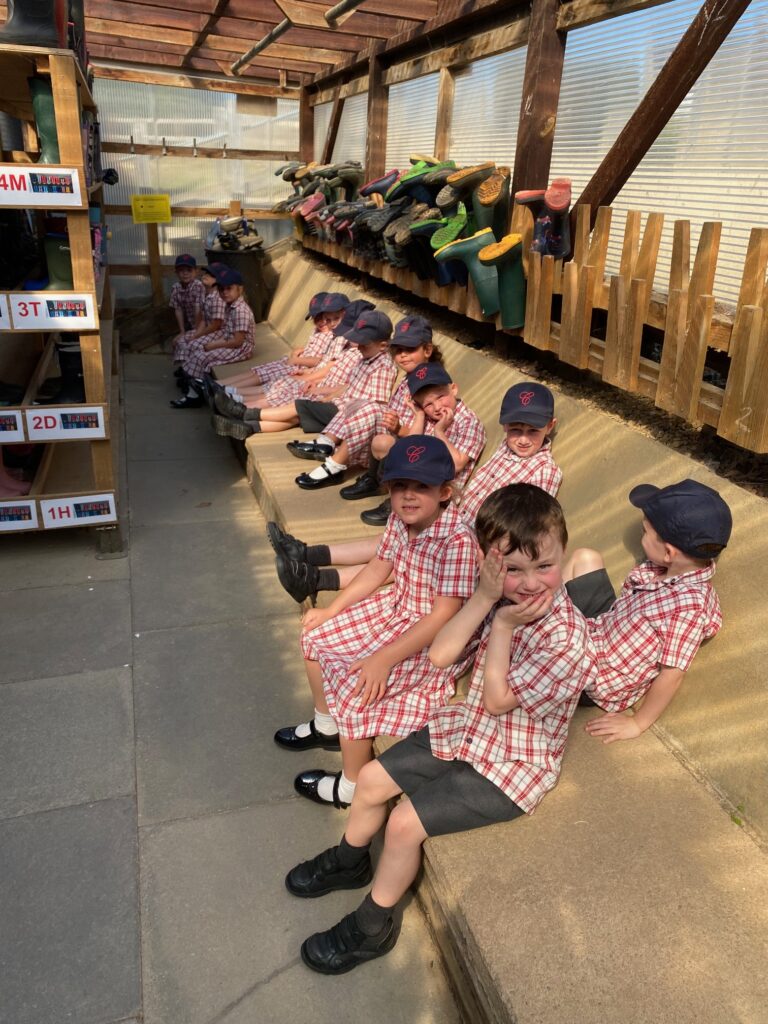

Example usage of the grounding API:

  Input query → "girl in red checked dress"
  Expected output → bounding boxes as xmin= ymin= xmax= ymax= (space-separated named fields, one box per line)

xmin=274 ymin=435 xmax=478 ymax=810
xmin=171 ymin=268 xmax=256 ymax=409
xmin=172 ymin=264 xmax=226 ymax=366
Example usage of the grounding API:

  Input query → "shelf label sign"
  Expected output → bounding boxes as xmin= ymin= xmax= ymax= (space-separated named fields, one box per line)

xmin=7 ymin=292 xmax=98 ymax=331
xmin=25 ymin=405 xmax=107 ymax=441
xmin=0 ymin=165 xmax=84 ymax=208
xmin=0 ymin=292 xmax=10 ymax=330
xmin=0 ymin=410 xmax=25 ymax=443
xmin=0 ymin=498 xmax=38 ymax=531
xmin=131 ymin=193 xmax=171 ymax=224
xmin=40 ymin=492 xmax=117 ymax=528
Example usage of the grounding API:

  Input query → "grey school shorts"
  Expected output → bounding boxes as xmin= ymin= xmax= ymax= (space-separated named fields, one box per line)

xmin=377 ymin=727 xmax=524 ymax=837
xmin=565 ymin=568 xmax=617 ymax=618
xmin=294 ymin=399 xmax=339 ymax=433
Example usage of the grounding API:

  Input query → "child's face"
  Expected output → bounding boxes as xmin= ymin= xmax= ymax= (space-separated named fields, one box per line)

xmin=219 ymin=283 xmax=242 ymax=303
xmin=640 ymin=517 xmax=670 ymax=566
xmin=176 ymin=266 xmax=195 ymax=284
xmin=357 ymin=338 xmax=389 ymax=359
xmin=392 ymin=343 xmax=433 ymax=374
xmin=503 ymin=420 xmax=554 ymax=458
xmin=313 ymin=310 xmax=344 ymax=331
xmin=494 ymin=529 xmax=564 ymax=603
xmin=201 ymin=272 xmax=217 ymax=288
xmin=415 ymin=384 xmax=459 ymax=422
xmin=389 ymin=478 xmax=452 ymax=530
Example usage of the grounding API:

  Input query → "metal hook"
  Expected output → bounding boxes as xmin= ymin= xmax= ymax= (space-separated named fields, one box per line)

xmin=129 ymin=134 xmax=135 ymax=154
xmin=161 ymin=137 xmax=167 ymax=156
xmin=222 ymin=142 xmax=227 ymax=159
xmin=193 ymin=137 xmax=198 ymax=157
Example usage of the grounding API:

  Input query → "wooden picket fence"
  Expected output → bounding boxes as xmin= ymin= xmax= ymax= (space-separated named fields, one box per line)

xmin=302 ymin=205 xmax=768 ymax=454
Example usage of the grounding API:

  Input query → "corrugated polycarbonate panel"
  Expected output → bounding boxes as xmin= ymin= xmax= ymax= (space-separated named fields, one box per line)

xmin=449 ymin=48 xmax=527 ymax=167
xmin=550 ymin=0 xmax=768 ymax=305
xmin=314 ymin=101 xmax=333 ymax=157
xmin=386 ymin=74 xmax=440 ymax=169
xmin=331 ymin=92 xmax=368 ymax=164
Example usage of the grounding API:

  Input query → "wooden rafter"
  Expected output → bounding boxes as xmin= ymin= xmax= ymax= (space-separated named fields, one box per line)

xmin=181 ymin=0 xmax=230 ymax=69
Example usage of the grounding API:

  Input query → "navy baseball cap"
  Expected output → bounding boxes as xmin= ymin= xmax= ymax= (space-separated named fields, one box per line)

xmin=216 ymin=267 xmax=243 ymax=287
xmin=406 ymin=362 xmax=453 ymax=396
xmin=201 ymin=262 xmax=226 ymax=278
xmin=333 ymin=299 xmax=376 ymax=337
xmin=381 ymin=434 xmax=456 ymax=485
xmin=175 ymin=253 xmax=196 ymax=268
xmin=305 ymin=291 xmax=328 ymax=319
xmin=499 ymin=382 xmax=555 ymax=427
xmin=344 ymin=310 xmax=393 ymax=345
xmin=392 ymin=315 xmax=433 ymax=348
xmin=629 ymin=479 xmax=732 ymax=558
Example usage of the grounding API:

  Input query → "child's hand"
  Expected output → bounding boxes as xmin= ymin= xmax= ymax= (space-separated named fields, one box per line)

xmin=433 ymin=406 xmax=455 ymax=436
xmin=477 ymin=547 xmax=506 ymax=603
xmin=585 ymin=713 xmax=642 ymax=744
xmin=302 ymin=607 xmax=332 ymax=631
xmin=381 ymin=410 xmax=400 ymax=433
xmin=349 ymin=652 xmax=392 ymax=706
xmin=494 ymin=592 xmax=553 ymax=629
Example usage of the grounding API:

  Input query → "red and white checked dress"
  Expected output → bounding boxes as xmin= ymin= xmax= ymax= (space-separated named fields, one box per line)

xmin=428 ymin=588 xmax=597 ymax=813
xmin=584 ymin=560 xmax=722 ymax=713
xmin=301 ymin=506 xmax=478 ymax=740
xmin=254 ymin=327 xmax=335 ymax=387
xmin=170 ymin=278 xmax=206 ymax=331
xmin=422 ymin=401 xmax=486 ymax=489
xmin=173 ymin=289 xmax=227 ymax=362
xmin=265 ymin=340 xmax=362 ymax=407
xmin=458 ymin=440 xmax=562 ymax=525
xmin=182 ymin=296 xmax=256 ymax=378
xmin=323 ymin=376 xmax=412 ymax=467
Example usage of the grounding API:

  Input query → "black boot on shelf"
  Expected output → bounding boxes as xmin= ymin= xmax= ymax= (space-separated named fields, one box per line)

xmin=0 ymin=0 xmax=68 ymax=48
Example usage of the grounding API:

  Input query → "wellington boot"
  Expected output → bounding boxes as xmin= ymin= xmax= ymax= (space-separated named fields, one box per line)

xmin=44 ymin=234 xmax=73 ymax=290
xmin=479 ymin=234 xmax=526 ymax=330
xmin=434 ymin=228 xmax=500 ymax=317
xmin=28 ymin=77 xmax=60 ymax=164
xmin=0 ymin=0 xmax=67 ymax=47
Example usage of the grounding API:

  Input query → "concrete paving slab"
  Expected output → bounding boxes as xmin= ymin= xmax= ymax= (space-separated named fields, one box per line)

xmin=123 ymin=351 xmax=169 ymax=381
xmin=123 ymin=377 xmax=180 ymax=418
xmin=127 ymin=458 xmax=261 ymax=527
xmin=0 ymin=668 xmax=134 ymax=820
xmin=130 ymin=520 xmax=296 ymax=632
xmin=0 ymin=527 xmax=129 ymax=591
xmin=0 ymin=797 xmax=140 ymax=1024
xmin=126 ymin=410 xmax=229 ymax=462
xmin=0 ymin=580 xmax=132 ymax=684
xmin=140 ymin=800 xmax=459 ymax=1024
xmin=133 ymin=615 xmax=339 ymax=825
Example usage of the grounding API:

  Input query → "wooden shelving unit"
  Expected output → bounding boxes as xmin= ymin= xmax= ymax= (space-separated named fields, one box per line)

xmin=0 ymin=45 xmax=120 ymax=541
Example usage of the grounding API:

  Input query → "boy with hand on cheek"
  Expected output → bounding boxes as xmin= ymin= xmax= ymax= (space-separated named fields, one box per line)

xmin=564 ymin=479 xmax=732 ymax=743
xmin=284 ymin=483 xmax=596 ymax=975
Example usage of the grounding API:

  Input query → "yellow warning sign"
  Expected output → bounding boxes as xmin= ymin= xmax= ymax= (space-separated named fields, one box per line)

xmin=130 ymin=194 xmax=172 ymax=224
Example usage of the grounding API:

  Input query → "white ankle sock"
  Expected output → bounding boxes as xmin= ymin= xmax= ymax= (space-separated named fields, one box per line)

xmin=316 ymin=433 xmax=335 ymax=449
xmin=308 ymin=457 xmax=346 ymax=481
xmin=318 ymin=771 xmax=356 ymax=803
xmin=295 ymin=709 xmax=337 ymax=738
xmin=225 ymin=385 xmax=235 ymax=395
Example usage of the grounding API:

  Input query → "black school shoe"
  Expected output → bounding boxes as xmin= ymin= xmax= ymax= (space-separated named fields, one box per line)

xmin=274 ymin=721 xmax=341 ymax=752
xmin=211 ymin=413 xmax=258 ymax=439
xmin=275 ymin=553 xmax=319 ymax=603
xmin=214 ymin=391 xmax=246 ymax=418
xmin=294 ymin=769 xmax=349 ymax=809
xmin=266 ymin=521 xmax=308 ymax=563
xmin=340 ymin=471 xmax=381 ymax=500
xmin=360 ymin=498 xmax=391 ymax=526
xmin=285 ymin=845 xmax=372 ymax=898
xmin=301 ymin=911 xmax=397 ymax=975
xmin=170 ymin=394 xmax=204 ymax=409
xmin=286 ymin=439 xmax=334 ymax=461
xmin=296 ymin=463 xmax=345 ymax=489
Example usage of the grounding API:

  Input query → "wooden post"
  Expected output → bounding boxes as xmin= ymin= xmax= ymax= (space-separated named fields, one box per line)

xmin=146 ymin=222 xmax=165 ymax=308
xmin=365 ymin=47 xmax=388 ymax=183
xmin=511 ymin=0 xmax=566 ymax=196
xmin=433 ymin=67 xmax=455 ymax=161
xmin=299 ymin=85 xmax=314 ymax=164
xmin=321 ymin=86 xmax=346 ymax=165
xmin=576 ymin=0 xmax=752 ymax=223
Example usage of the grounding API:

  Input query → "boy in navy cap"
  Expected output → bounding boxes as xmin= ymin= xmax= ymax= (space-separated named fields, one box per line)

xmin=212 ymin=309 xmax=395 ymax=441
xmin=169 ymin=253 xmax=205 ymax=354
xmin=172 ymin=263 xmax=227 ymax=369
xmin=564 ymin=478 xmax=732 ymax=742
xmin=172 ymin=268 xmax=256 ymax=409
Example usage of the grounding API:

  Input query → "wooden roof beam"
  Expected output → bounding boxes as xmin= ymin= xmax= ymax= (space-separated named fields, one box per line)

xmin=91 ymin=60 xmax=301 ymax=96
xmin=181 ymin=0 xmax=230 ymax=69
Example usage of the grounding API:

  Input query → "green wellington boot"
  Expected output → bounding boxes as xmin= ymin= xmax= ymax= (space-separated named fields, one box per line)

xmin=44 ymin=235 xmax=73 ymax=289
xmin=28 ymin=77 xmax=60 ymax=164
xmin=479 ymin=233 xmax=526 ymax=330
xmin=0 ymin=0 xmax=66 ymax=47
xmin=434 ymin=228 xmax=500 ymax=317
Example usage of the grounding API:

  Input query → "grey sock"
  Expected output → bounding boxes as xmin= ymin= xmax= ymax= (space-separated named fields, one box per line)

xmin=338 ymin=835 xmax=370 ymax=869
xmin=243 ymin=407 xmax=261 ymax=422
xmin=306 ymin=544 xmax=331 ymax=566
xmin=317 ymin=568 xmax=340 ymax=592
xmin=355 ymin=892 xmax=394 ymax=936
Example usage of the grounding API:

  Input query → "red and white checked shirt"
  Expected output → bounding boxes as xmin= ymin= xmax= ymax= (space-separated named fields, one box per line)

xmin=337 ymin=350 xmax=396 ymax=412
xmin=422 ymin=401 xmax=486 ymax=489
xmin=256 ymin=327 xmax=335 ymax=386
xmin=169 ymin=278 xmax=205 ymax=330
xmin=428 ymin=588 xmax=597 ymax=813
xmin=201 ymin=290 xmax=227 ymax=331
xmin=585 ymin=560 xmax=722 ymax=713
xmin=321 ymin=343 xmax=363 ymax=389
xmin=459 ymin=440 xmax=562 ymax=525
xmin=302 ymin=505 xmax=478 ymax=740
xmin=222 ymin=295 xmax=255 ymax=350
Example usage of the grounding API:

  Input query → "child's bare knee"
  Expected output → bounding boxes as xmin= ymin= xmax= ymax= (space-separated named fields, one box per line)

xmin=357 ymin=760 xmax=389 ymax=802
xmin=385 ymin=802 xmax=422 ymax=846
xmin=371 ymin=434 xmax=393 ymax=460
xmin=571 ymin=547 xmax=604 ymax=575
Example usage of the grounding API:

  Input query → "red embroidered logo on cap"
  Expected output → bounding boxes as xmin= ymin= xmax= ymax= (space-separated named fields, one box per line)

xmin=519 ymin=391 xmax=535 ymax=406
xmin=356 ymin=319 xmax=366 ymax=329
xmin=398 ymin=321 xmax=411 ymax=332
xmin=406 ymin=445 xmax=426 ymax=463
xmin=415 ymin=367 xmax=428 ymax=379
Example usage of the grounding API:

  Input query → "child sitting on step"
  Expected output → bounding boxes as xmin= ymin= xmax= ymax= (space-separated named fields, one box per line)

xmin=563 ymin=478 xmax=731 ymax=743
xmin=283 ymin=483 xmax=596 ymax=975
xmin=169 ymin=253 xmax=205 ymax=354
xmin=274 ymin=435 xmax=479 ymax=812
xmin=269 ymin=382 xmax=560 ymax=604
xmin=172 ymin=263 xmax=226 ymax=370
